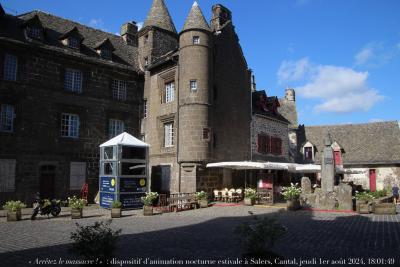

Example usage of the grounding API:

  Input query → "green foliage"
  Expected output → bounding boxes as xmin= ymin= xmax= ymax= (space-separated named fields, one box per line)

xmin=195 ymin=191 xmax=208 ymax=201
xmin=70 ymin=220 xmax=121 ymax=264
xmin=371 ymin=190 xmax=387 ymax=198
xmin=2 ymin=200 xmax=26 ymax=212
xmin=141 ymin=192 xmax=158 ymax=206
xmin=111 ymin=200 xmax=122 ymax=209
xmin=356 ymin=190 xmax=387 ymax=202
xmin=281 ymin=183 xmax=302 ymax=201
xmin=68 ymin=196 xmax=86 ymax=209
xmin=235 ymin=216 xmax=286 ymax=256
xmin=244 ymin=188 xmax=257 ymax=200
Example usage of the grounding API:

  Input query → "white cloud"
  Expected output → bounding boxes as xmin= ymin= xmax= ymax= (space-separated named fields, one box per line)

xmin=369 ymin=118 xmax=384 ymax=123
xmin=354 ymin=42 xmax=400 ymax=68
xmin=89 ymin=18 xmax=104 ymax=28
xmin=277 ymin=58 xmax=384 ymax=113
xmin=277 ymin=57 xmax=311 ymax=84
xmin=136 ymin=22 xmax=144 ymax=30
xmin=354 ymin=47 xmax=373 ymax=66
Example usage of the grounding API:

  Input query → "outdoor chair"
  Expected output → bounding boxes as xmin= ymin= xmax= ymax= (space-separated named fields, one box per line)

xmin=236 ymin=188 xmax=243 ymax=201
xmin=213 ymin=190 xmax=221 ymax=202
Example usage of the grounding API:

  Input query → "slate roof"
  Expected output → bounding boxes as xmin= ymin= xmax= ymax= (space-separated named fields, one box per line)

xmin=0 ymin=10 xmax=139 ymax=71
xmin=278 ymin=98 xmax=298 ymax=128
xmin=297 ymin=121 xmax=400 ymax=165
xmin=142 ymin=0 xmax=177 ymax=34
xmin=182 ymin=1 xmax=211 ymax=32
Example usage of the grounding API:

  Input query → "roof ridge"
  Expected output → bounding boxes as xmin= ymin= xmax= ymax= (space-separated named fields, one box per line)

xmin=305 ymin=120 xmax=398 ymax=128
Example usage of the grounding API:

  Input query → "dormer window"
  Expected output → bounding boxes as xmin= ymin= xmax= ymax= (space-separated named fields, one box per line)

xmin=27 ymin=26 xmax=42 ymax=40
xmin=100 ymin=49 xmax=112 ymax=60
xmin=68 ymin=37 xmax=79 ymax=49
xmin=304 ymin=147 xmax=313 ymax=160
xmin=94 ymin=38 xmax=115 ymax=61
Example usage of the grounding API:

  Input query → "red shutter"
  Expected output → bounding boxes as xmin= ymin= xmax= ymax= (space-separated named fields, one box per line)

xmin=278 ymin=138 xmax=282 ymax=155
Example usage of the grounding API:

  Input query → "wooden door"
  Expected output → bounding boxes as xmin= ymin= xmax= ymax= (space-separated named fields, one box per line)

xmin=40 ymin=165 xmax=55 ymax=199
xmin=369 ymin=169 xmax=376 ymax=192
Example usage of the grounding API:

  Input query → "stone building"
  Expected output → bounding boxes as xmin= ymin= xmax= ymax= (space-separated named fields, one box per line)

xmin=0 ymin=5 xmax=143 ymax=204
xmin=140 ymin=1 xmax=252 ymax=194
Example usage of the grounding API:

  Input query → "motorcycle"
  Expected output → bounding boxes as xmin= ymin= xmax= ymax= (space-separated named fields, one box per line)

xmin=31 ymin=198 xmax=62 ymax=220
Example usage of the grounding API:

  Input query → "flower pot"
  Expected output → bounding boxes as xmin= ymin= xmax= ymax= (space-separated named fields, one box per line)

xmin=111 ymin=208 xmax=122 ymax=218
xmin=143 ymin=206 xmax=153 ymax=216
xmin=7 ymin=210 xmax=21 ymax=222
xmin=71 ymin=208 xmax=83 ymax=219
xmin=244 ymin=198 xmax=255 ymax=206
xmin=287 ymin=199 xmax=300 ymax=211
xmin=199 ymin=199 xmax=208 ymax=208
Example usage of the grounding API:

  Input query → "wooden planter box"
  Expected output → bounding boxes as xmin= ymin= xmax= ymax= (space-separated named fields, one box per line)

xmin=198 ymin=199 xmax=208 ymax=208
xmin=71 ymin=208 xmax=83 ymax=219
xmin=356 ymin=203 xmax=371 ymax=214
xmin=7 ymin=210 xmax=22 ymax=222
xmin=287 ymin=199 xmax=301 ymax=211
xmin=143 ymin=206 xmax=153 ymax=216
xmin=111 ymin=208 xmax=122 ymax=218
xmin=244 ymin=198 xmax=255 ymax=206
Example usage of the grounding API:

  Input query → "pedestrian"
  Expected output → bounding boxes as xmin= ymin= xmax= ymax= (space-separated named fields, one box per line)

xmin=392 ymin=185 xmax=399 ymax=204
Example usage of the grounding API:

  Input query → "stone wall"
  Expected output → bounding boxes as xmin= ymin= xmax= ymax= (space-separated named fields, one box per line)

xmin=251 ymin=114 xmax=289 ymax=162
xmin=343 ymin=166 xmax=400 ymax=191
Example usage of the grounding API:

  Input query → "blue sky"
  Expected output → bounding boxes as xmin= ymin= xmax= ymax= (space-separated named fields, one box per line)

xmin=2 ymin=0 xmax=400 ymax=126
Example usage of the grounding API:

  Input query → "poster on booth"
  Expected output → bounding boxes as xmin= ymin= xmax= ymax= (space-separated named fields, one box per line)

xmin=100 ymin=177 xmax=116 ymax=193
xmin=119 ymin=193 xmax=145 ymax=209
xmin=100 ymin=192 xmax=115 ymax=208
xmin=119 ymin=178 xmax=147 ymax=193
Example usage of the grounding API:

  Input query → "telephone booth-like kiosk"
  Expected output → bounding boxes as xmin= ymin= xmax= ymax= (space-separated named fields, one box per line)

xmin=99 ymin=132 xmax=149 ymax=209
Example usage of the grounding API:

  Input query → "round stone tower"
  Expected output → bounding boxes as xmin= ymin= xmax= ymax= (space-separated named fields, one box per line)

xmin=178 ymin=1 xmax=212 ymax=163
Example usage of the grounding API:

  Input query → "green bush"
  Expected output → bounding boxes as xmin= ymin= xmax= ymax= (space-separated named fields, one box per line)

xmin=70 ymin=220 xmax=121 ymax=265
xmin=195 ymin=191 xmax=208 ymax=201
xmin=355 ymin=191 xmax=374 ymax=202
xmin=244 ymin=188 xmax=257 ymax=200
xmin=111 ymin=200 xmax=122 ymax=209
xmin=3 ymin=200 xmax=26 ymax=212
xmin=68 ymin=196 xmax=86 ymax=209
xmin=141 ymin=192 xmax=158 ymax=206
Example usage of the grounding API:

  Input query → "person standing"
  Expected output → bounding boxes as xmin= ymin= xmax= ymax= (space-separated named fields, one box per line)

xmin=392 ymin=185 xmax=399 ymax=204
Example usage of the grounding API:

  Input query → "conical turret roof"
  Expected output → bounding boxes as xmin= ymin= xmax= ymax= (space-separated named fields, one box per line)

xmin=142 ymin=0 xmax=177 ymax=33
xmin=182 ymin=1 xmax=211 ymax=32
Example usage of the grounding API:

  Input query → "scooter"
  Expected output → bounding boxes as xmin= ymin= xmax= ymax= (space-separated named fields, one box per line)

xmin=31 ymin=197 xmax=62 ymax=220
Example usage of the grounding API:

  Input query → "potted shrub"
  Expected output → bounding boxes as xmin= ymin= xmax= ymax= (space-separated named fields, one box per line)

xmin=141 ymin=192 xmax=158 ymax=216
xmin=196 ymin=191 xmax=208 ymax=208
xmin=355 ymin=191 xmax=374 ymax=213
xmin=68 ymin=196 xmax=86 ymax=219
xmin=281 ymin=183 xmax=302 ymax=211
xmin=3 ymin=200 xmax=26 ymax=222
xmin=111 ymin=200 xmax=122 ymax=218
xmin=244 ymin=188 xmax=257 ymax=206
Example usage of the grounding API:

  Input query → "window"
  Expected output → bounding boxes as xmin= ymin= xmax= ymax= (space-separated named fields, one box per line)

xmin=100 ymin=49 xmax=112 ymax=60
xmin=70 ymin=162 xmax=86 ymax=190
xmin=109 ymin=119 xmax=124 ymax=138
xmin=190 ymin=80 xmax=197 ymax=91
xmin=164 ymin=82 xmax=175 ymax=103
xmin=27 ymin=26 xmax=42 ymax=39
xmin=0 ymin=104 xmax=14 ymax=132
xmin=0 ymin=159 xmax=16 ymax=192
xmin=112 ymin=80 xmax=127 ymax=101
xmin=271 ymin=137 xmax=282 ymax=155
xmin=203 ymin=128 xmax=211 ymax=141
xmin=144 ymin=35 xmax=149 ymax=44
xmin=3 ymin=54 xmax=17 ymax=81
xmin=61 ymin=113 xmax=79 ymax=138
xmin=64 ymin=68 xmax=82 ymax=93
xmin=257 ymin=134 xmax=269 ymax=154
xmin=68 ymin=37 xmax=79 ymax=49
xmin=143 ymin=99 xmax=147 ymax=118
xmin=164 ymin=122 xmax=174 ymax=147
xmin=334 ymin=150 xmax=342 ymax=165
xmin=144 ymin=57 xmax=149 ymax=66
xmin=304 ymin=147 xmax=313 ymax=160
xmin=193 ymin=36 xmax=200 ymax=45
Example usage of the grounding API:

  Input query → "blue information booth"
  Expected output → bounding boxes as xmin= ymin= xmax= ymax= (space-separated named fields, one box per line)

xmin=99 ymin=132 xmax=149 ymax=209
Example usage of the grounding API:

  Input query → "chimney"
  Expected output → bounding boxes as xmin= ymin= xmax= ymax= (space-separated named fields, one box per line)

xmin=120 ymin=21 xmax=138 ymax=46
xmin=285 ymin=88 xmax=295 ymax=102
xmin=211 ymin=4 xmax=232 ymax=31
xmin=251 ymin=74 xmax=256 ymax=92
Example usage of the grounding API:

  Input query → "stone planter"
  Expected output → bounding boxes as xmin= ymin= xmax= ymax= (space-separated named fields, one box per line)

xmin=71 ymin=208 xmax=83 ymax=219
xmin=7 ymin=210 xmax=22 ymax=222
xmin=373 ymin=203 xmax=396 ymax=215
xmin=111 ymin=208 xmax=122 ymax=218
xmin=143 ymin=206 xmax=153 ymax=216
xmin=287 ymin=199 xmax=301 ymax=211
xmin=244 ymin=198 xmax=255 ymax=206
xmin=356 ymin=203 xmax=371 ymax=214
xmin=198 ymin=199 xmax=208 ymax=208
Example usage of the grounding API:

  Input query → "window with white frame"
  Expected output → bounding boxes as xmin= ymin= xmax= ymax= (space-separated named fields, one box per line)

xmin=0 ymin=104 xmax=14 ymax=132
xmin=61 ymin=113 xmax=79 ymax=138
xmin=164 ymin=122 xmax=174 ymax=147
xmin=109 ymin=119 xmax=124 ymax=138
xmin=112 ymin=79 xmax=127 ymax=101
xmin=70 ymin=162 xmax=86 ymax=190
xmin=193 ymin=36 xmax=200 ymax=45
xmin=27 ymin=26 xmax=42 ymax=39
xmin=190 ymin=80 xmax=197 ymax=91
xmin=0 ymin=159 xmax=16 ymax=192
xmin=164 ymin=82 xmax=175 ymax=103
xmin=68 ymin=37 xmax=79 ymax=49
xmin=64 ymin=68 xmax=82 ymax=93
xmin=3 ymin=54 xmax=17 ymax=81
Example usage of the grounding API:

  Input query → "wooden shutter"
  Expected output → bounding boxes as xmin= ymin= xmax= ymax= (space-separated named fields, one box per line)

xmin=266 ymin=135 xmax=271 ymax=154
xmin=0 ymin=159 xmax=16 ymax=192
xmin=70 ymin=162 xmax=86 ymax=190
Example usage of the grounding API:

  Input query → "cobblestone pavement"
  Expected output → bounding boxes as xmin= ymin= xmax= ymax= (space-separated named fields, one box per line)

xmin=0 ymin=205 xmax=400 ymax=267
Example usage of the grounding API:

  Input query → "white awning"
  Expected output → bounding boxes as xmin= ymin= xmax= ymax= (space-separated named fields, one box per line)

xmin=206 ymin=161 xmax=289 ymax=170
xmin=100 ymin=132 xmax=150 ymax=147
xmin=290 ymin=164 xmax=321 ymax=173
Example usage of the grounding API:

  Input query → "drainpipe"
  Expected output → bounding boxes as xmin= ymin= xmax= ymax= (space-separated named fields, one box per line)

xmin=176 ymin=57 xmax=181 ymax=193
